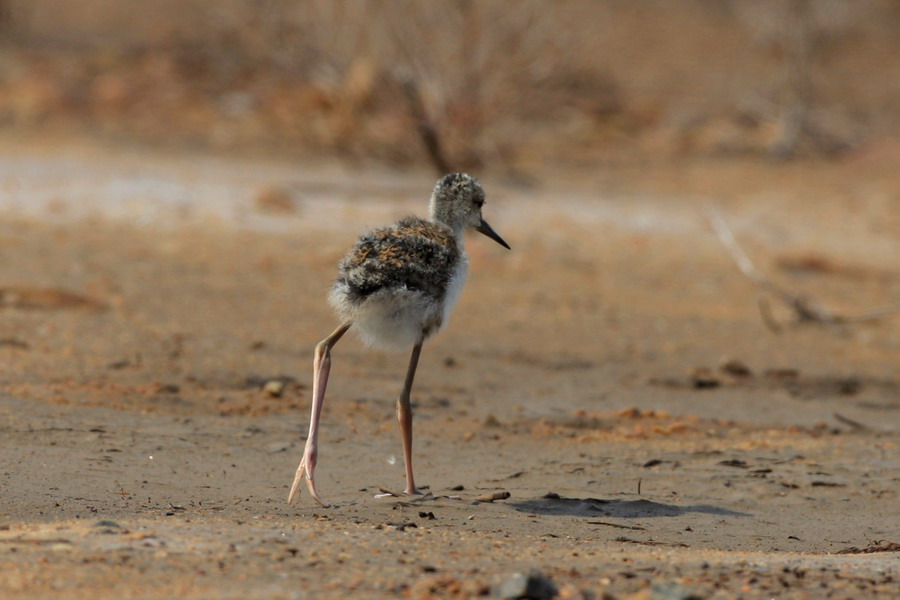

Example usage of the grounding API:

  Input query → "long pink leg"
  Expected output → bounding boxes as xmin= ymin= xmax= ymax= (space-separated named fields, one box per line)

xmin=397 ymin=339 xmax=424 ymax=495
xmin=288 ymin=321 xmax=351 ymax=506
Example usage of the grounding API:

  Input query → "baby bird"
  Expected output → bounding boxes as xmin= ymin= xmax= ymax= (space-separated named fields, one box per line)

xmin=289 ymin=173 xmax=509 ymax=506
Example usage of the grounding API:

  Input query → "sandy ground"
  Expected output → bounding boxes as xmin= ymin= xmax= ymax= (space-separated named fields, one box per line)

xmin=1 ymin=138 xmax=898 ymax=598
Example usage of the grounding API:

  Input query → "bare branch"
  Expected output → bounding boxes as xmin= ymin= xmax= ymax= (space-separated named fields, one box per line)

xmin=706 ymin=206 xmax=831 ymax=319
xmin=399 ymin=75 xmax=454 ymax=175
xmin=706 ymin=206 xmax=900 ymax=329
xmin=833 ymin=412 xmax=871 ymax=432
xmin=706 ymin=206 xmax=769 ymax=287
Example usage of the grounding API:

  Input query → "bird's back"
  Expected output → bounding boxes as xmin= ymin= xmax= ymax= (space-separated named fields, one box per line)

xmin=329 ymin=216 xmax=463 ymax=348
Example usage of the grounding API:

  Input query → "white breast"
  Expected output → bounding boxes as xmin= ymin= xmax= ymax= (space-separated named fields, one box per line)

xmin=441 ymin=252 xmax=469 ymax=328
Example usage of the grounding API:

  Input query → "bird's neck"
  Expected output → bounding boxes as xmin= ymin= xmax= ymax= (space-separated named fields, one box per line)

xmin=429 ymin=209 xmax=466 ymax=242
xmin=428 ymin=197 xmax=464 ymax=233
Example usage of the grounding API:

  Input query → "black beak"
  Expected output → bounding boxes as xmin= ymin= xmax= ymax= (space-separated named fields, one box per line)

xmin=475 ymin=218 xmax=510 ymax=250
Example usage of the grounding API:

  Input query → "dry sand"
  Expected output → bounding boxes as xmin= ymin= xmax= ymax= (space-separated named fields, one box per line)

xmin=1 ymin=138 xmax=898 ymax=598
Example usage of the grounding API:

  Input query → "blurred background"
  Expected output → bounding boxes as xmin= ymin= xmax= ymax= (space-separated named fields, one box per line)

xmin=3 ymin=0 xmax=900 ymax=174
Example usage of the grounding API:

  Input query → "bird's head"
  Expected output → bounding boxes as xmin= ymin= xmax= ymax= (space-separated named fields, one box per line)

xmin=429 ymin=173 xmax=510 ymax=249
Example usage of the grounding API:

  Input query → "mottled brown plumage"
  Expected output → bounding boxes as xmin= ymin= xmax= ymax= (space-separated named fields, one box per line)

xmin=336 ymin=216 xmax=460 ymax=308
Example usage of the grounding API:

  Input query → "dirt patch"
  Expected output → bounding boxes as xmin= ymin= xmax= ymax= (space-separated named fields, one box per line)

xmin=0 ymin=287 xmax=107 ymax=311
xmin=0 ymin=145 xmax=898 ymax=598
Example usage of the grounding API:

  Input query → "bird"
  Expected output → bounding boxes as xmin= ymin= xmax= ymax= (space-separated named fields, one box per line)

xmin=288 ymin=173 xmax=509 ymax=507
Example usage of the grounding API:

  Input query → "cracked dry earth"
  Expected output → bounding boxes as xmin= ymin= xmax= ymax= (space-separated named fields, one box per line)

xmin=1 ymin=140 xmax=898 ymax=598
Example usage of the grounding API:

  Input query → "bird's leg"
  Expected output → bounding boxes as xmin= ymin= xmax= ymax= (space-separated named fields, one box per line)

xmin=288 ymin=321 xmax=351 ymax=506
xmin=397 ymin=339 xmax=424 ymax=495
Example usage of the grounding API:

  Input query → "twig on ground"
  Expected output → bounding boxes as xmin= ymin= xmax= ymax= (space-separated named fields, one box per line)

xmin=587 ymin=521 xmax=646 ymax=531
xmin=706 ymin=206 xmax=900 ymax=330
xmin=833 ymin=413 xmax=871 ymax=432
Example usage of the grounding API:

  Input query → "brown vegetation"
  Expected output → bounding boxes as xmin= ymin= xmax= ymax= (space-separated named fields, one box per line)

xmin=3 ymin=1 xmax=900 ymax=170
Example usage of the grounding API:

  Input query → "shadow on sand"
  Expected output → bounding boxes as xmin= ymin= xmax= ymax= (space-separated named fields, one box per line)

xmin=510 ymin=493 xmax=750 ymax=518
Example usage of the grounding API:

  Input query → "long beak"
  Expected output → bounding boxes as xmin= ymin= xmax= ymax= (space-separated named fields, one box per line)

xmin=475 ymin=218 xmax=510 ymax=250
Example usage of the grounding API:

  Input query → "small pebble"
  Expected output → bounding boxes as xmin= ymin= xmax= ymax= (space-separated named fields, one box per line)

xmin=266 ymin=441 xmax=290 ymax=454
xmin=264 ymin=380 xmax=286 ymax=397
xmin=93 ymin=520 xmax=121 ymax=528
xmin=719 ymin=357 xmax=753 ymax=377
xmin=493 ymin=570 xmax=558 ymax=600
xmin=625 ymin=582 xmax=703 ymax=600
xmin=484 ymin=414 xmax=501 ymax=427
xmin=688 ymin=367 xmax=720 ymax=389
xmin=475 ymin=491 xmax=511 ymax=503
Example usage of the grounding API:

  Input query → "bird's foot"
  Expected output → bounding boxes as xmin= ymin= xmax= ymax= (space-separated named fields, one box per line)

xmin=288 ymin=449 xmax=329 ymax=507
xmin=403 ymin=485 xmax=424 ymax=496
